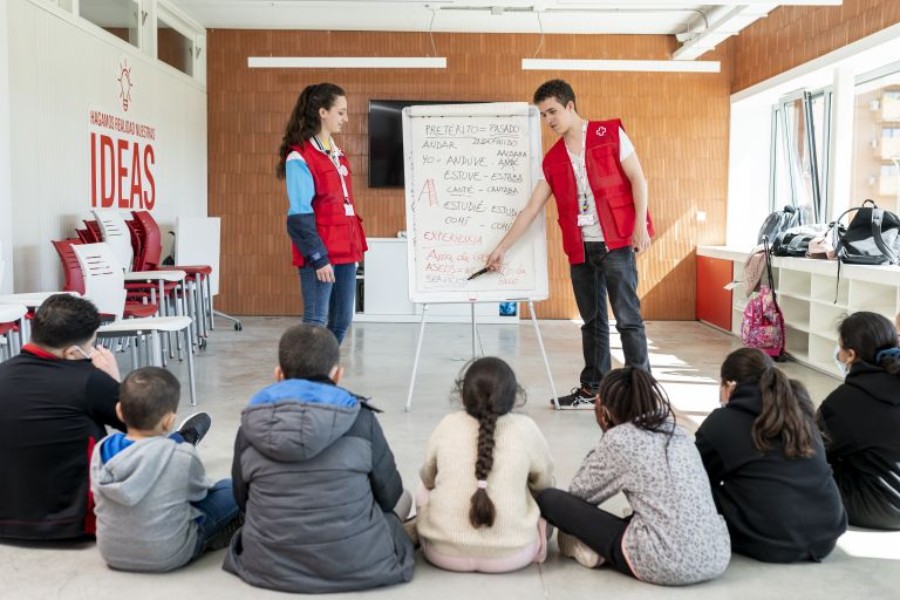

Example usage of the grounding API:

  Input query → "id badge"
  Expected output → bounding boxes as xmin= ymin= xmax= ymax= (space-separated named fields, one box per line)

xmin=344 ymin=203 xmax=355 ymax=217
xmin=577 ymin=213 xmax=595 ymax=227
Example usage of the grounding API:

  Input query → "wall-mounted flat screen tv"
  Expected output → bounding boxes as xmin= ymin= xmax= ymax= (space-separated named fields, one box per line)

xmin=368 ymin=100 xmax=477 ymax=188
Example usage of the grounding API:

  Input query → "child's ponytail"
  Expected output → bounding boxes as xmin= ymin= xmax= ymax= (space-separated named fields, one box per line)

xmin=721 ymin=347 xmax=816 ymax=459
xmin=755 ymin=366 xmax=815 ymax=458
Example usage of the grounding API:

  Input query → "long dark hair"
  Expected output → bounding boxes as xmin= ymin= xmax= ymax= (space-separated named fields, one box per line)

xmin=276 ymin=83 xmax=345 ymax=179
xmin=839 ymin=311 xmax=900 ymax=376
xmin=456 ymin=357 xmax=522 ymax=529
xmin=597 ymin=367 xmax=674 ymax=434
xmin=720 ymin=348 xmax=816 ymax=458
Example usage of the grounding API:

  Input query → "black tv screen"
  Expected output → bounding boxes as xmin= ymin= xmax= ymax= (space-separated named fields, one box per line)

xmin=368 ymin=100 xmax=476 ymax=188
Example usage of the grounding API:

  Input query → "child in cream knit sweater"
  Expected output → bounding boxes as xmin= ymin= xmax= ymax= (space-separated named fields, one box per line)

xmin=416 ymin=357 xmax=555 ymax=573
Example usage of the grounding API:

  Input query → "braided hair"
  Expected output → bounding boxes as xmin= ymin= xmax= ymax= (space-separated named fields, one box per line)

xmin=276 ymin=82 xmax=345 ymax=179
xmin=456 ymin=357 xmax=522 ymax=528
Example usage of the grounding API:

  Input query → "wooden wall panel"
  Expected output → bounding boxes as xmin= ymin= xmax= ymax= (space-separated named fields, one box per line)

xmin=208 ymin=31 xmax=732 ymax=319
xmin=732 ymin=0 xmax=900 ymax=93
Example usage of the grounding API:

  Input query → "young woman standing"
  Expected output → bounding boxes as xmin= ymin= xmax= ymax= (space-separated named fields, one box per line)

xmin=277 ymin=83 xmax=366 ymax=344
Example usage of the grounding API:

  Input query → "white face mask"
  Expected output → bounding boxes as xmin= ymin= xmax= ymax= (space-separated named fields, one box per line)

xmin=834 ymin=345 xmax=848 ymax=378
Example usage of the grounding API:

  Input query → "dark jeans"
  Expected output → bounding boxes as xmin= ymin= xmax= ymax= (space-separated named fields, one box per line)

xmin=570 ymin=242 xmax=649 ymax=390
xmin=298 ymin=262 xmax=357 ymax=344
xmin=537 ymin=488 xmax=634 ymax=577
xmin=191 ymin=479 xmax=240 ymax=558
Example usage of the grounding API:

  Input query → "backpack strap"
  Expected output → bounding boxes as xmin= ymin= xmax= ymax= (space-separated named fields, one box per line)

xmin=870 ymin=208 xmax=899 ymax=265
xmin=763 ymin=237 xmax=780 ymax=312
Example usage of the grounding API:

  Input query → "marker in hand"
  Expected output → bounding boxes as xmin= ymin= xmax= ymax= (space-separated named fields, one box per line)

xmin=467 ymin=267 xmax=491 ymax=281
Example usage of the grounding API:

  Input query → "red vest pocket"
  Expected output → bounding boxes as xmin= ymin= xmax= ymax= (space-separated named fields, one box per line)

xmin=606 ymin=193 xmax=637 ymax=239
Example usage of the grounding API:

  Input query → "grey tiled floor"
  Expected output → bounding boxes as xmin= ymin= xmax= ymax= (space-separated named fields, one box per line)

xmin=2 ymin=318 xmax=898 ymax=599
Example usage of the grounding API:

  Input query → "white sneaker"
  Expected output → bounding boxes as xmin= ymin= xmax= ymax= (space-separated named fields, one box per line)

xmin=557 ymin=532 xmax=603 ymax=568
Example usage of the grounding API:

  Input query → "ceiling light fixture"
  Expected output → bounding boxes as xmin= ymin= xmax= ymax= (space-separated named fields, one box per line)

xmin=521 ymin=58 xmax=721 ymax=73
xmin=248 ymin=57 xmax=447 ymax=69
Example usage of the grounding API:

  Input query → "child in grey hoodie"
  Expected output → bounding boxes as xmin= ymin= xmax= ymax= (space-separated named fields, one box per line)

xmin=90 ymin=367 xmax=240 ymax=572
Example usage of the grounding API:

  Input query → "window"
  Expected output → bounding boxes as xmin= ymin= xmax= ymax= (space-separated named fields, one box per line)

xmin=79 ymin=0 xmax=140 ymax=48
xmin=769 ymin=89 xmax=831 ymax=223
xmin=850 ymin=64 xmax=900 ymax=217
xmin=157 ymin=16 xmax=194 ymax=76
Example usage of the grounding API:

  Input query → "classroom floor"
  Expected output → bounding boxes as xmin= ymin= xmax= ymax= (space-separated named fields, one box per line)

xmin=2 ymin=317 xmax=898 ymax=600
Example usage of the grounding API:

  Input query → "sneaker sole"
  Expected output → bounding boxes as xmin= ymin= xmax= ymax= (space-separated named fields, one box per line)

xmin=551 ymin=401 xmax=596 ymax=410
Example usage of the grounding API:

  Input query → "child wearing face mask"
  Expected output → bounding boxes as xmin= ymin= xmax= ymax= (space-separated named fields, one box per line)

xmin=818 ymin=311 xmax=900 ymax=530
xmin=695 ymin=348 xmax=846 ymax=562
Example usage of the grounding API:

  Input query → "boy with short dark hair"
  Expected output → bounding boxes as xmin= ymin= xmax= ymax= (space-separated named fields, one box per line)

xmin=224 ymin=324 xmax=415 ymax=593
xmin=0 ymin=294 xmax=124 ymax=540
xmin=91 ymin=367 xmax=239 ymax=572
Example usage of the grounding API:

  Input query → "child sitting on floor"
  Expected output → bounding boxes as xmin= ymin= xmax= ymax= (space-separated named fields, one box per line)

xmin=537 ymin=367 xmax=731 ymax=585
xmin=416 ymin=357 xmax=555 ymax=572
xmin=91 ymin=367 xmax=240 ymax=572
xmin=818 ymin=311 xmax=900 ymax=530
xmin=223 ymin=324 xmax=415 ymax=593
xmin=695 ymin=348 xmax=846 ymax=562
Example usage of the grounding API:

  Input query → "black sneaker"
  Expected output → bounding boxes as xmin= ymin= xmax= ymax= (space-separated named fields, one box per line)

xmin=178 ymin=412 xmax=212 ymax=445
xmin=553 ymin=387 xmax=596 ymax=410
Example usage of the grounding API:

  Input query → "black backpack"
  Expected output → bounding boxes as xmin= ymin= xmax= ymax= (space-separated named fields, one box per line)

xmin=770 ymin=224 xmax=828 ymax=257
xmin=832 ymin=200 xmax=900 ymax=266
xmin=757 ymin=205 xmax=808 ymax=245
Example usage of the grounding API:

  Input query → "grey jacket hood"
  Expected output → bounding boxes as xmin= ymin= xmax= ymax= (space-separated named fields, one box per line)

xmin=91 ymin=436 xmax=178 ymax=507
xmin=241 ymin=379 xmax=361 ymax=462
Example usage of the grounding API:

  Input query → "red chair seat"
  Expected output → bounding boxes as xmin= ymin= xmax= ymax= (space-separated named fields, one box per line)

xmin=174 ymin=265 xmax=212 ymax=276
xmin=124 ymin=302 xmax=159 ymax=319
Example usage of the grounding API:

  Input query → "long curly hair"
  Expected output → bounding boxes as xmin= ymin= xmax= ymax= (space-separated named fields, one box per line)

xmin=276 ymin=83 xmax=345 ymax=179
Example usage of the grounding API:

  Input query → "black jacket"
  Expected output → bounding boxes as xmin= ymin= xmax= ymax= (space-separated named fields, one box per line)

xmin=0 ymin=347 xmax=124 ymax=540
xmin=223 ymin=378 xmax=414 ymax=593
xmin=696 ymin=384 xmax=847 ymax=562
xmin=817 ymin=361 xmax=900 ymax=530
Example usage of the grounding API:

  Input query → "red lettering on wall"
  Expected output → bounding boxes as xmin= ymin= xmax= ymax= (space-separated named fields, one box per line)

xmin=90 ymin=132 xmax=157 ymax=210
xmin=129 ymin=142 xmax=143 ymax=208
xmin=143 ymin=145 xmax=155 ymax=210
xmin=90 ymin=133 xmax=97 ymax=207
xmin=100 ymin=135 xmax=116 ymax=208
xmin=116 ymin=138 xmax=129 ymax=208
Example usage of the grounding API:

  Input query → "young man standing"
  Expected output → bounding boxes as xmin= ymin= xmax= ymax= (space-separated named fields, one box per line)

xmin=487 ymin=80 xmax=652 ymax=409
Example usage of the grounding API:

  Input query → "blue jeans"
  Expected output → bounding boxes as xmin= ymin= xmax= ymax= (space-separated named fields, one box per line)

xmin=570 ymin=242 xmax=649 ymax=390
xmin=191 ymin=479 xmax=239 ymax=558
xmin=298 ymin=263 xmax=357 ymax=344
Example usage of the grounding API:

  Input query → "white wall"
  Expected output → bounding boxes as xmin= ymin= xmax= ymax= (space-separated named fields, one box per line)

xmin=5 ymin=0 xmax=207 ymax=292
xmin=726 ymin=23 xmax=900 ymax=249
xmin=0 ymin=1 xmax=13 ymax=293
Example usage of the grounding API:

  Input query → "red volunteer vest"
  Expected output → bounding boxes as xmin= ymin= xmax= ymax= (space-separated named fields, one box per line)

xmin=542 ymin=119 xmax=653 ymax=264
xmin=290 ymin=142 xmax=368 ymax=267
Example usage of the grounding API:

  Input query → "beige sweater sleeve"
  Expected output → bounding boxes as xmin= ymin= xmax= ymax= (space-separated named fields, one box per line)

xmin=520 ymin=416 xmax=555 ymax=493
xmin=419 ymin=420 xmax=442 ymax=490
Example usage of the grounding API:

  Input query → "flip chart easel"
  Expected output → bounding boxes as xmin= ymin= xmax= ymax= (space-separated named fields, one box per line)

xmin=405 ymin=299 xmax=559 ymax=411
xmin=401 ymin=102 xmax=559 ymax=410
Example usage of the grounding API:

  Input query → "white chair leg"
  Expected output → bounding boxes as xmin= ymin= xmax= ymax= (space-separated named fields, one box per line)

xmin=184 ymin=326 xmax=197 ymax=406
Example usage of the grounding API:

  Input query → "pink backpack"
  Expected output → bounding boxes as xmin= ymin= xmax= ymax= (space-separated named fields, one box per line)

xmin=740 ymin=239 xmax=786 ymax=358
xmin=741 ymin=286 xmax=785 ymax=358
